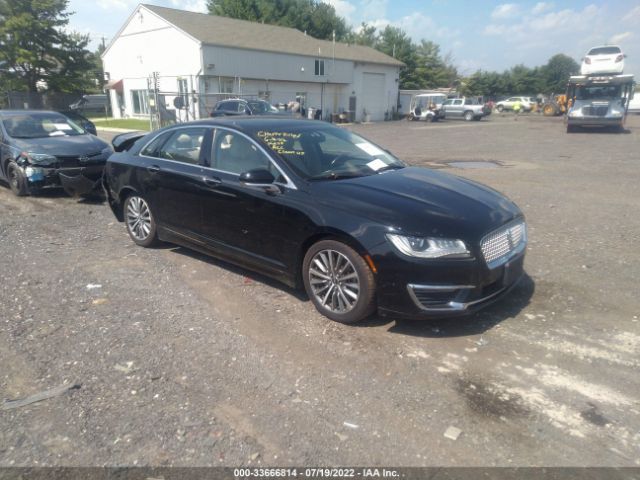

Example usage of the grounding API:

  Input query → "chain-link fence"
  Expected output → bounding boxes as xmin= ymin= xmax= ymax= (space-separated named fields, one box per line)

xmin=140 ymin=73 xmax=342 ymax=130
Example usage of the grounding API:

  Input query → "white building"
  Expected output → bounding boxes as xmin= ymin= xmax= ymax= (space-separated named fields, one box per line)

xmin=102 ymin=4 xmax=403 ymax=122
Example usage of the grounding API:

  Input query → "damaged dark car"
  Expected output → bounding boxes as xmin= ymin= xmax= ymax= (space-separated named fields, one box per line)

xmin=0 ymin=110 xmax=112 ymax=196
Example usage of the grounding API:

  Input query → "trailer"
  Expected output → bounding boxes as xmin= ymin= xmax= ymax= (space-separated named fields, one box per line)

xmin=565 ymin=74 xmax=635 ymax=133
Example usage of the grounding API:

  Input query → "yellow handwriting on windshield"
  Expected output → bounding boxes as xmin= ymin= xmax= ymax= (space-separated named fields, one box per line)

xmin=257 ymin=131 xmax=305 ymax=156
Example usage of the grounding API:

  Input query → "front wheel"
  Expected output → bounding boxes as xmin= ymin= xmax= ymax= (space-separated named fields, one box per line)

xmin=124 ymin=194 xmax=159 ymax=247
xmin=303 ymin=240 xmax=376 ymax=324
xmin=7 ymin=161 xmax=29 ymax=196
xmin=496 ymin=105 xmax=504 ymax=113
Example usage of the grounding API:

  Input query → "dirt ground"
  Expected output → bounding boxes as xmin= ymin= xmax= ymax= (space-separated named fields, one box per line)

xmin=0 ymin=113 xmax=638 ymax=467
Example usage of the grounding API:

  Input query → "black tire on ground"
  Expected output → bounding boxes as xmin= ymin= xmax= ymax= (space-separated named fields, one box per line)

xmin=497 ymin=105 xmax=504 ymax=113
xmin=302 ymin=239 xmax=376 ymax=324
xmin=566 ymin=125 xmax=577 ymax=133
xmin=123 ymin=194 xmax=160 ymax=248
xmin=425 ymin=115 xmax=433 ymax=123
xmin=464 ymin=111 xmax=474 ymax=121
xmin=7 ymin=161 xmax=29 ymax=196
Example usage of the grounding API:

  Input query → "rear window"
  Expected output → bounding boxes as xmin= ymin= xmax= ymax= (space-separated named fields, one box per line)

xmin=588 ymin=46 xmax=621 ymax=55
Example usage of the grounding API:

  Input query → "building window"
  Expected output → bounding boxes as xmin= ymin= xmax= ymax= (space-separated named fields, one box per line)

xmin=314 ymin=60 xmax=325 ymax=76
xmin=219 ymin=77 xmax=234 ymax=93
xmin=131 ymin=89 xmax=149 ymax=115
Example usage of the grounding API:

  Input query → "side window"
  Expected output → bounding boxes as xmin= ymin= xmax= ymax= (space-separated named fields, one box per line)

xmin=141 ymin=131 xmax=171 ymax=157
xmin=212 ymin=130 xmax=280 ymax=179
xmin=453 ymin=100 xmax=463 ymax=105
xmin=464 ymin=99 xmax=473 ymax=105
xmin=238 ymin=102 xmax=247 ymax=113
xmin=443 ymin=100 xmax=453 ymax=106
xmin=157 ymin=128 xmax=207 ymax=164
xmin=221 ymin=101 xmax=237 ymax=112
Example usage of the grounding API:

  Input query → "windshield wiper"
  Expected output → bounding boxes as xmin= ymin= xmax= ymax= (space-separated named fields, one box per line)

xmin=375 ymin=164 xmax=405 ymax=173
xmin=309 ymin=171 xmax=371 ymax=181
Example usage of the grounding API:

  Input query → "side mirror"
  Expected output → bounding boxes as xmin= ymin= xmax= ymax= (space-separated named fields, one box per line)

xmin=239 ymin=168 xmax=280 ymax=194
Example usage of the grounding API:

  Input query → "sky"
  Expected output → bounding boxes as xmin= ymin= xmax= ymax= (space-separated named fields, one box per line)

xmin=68 ymin=0 xmax=640 ymax=76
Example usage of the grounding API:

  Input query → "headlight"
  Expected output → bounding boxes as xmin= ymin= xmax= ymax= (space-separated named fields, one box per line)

xmin=101 ymin=146 xmax=113 ymax=156
xmin=386 ymin=234 xmax=470 ymax=259
xmin=22 ymin=152 xmax=57 ymax=166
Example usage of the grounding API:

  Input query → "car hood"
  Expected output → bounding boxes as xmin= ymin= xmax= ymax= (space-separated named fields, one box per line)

xmin=12 ymin=134 xmax=109 ymax=155
xmin=311 ymin=167 xmax=522 ymax=240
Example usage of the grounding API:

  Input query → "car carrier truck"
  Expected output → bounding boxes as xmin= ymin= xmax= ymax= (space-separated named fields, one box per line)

xmin=565 ymin=74 xmax=635 ymax=133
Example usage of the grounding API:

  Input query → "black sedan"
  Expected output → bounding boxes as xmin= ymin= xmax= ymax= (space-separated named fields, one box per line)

xmin=103 ymin=118 xmax=526 ymax=323
xmin=0 ymin=110 xmax=112 ymax=196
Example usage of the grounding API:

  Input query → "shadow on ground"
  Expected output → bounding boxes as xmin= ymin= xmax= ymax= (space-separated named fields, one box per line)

xmin=356 ymin=274 xmax=535 ymax=338
xmin=168 ymin=244 xmax=534 ymax=338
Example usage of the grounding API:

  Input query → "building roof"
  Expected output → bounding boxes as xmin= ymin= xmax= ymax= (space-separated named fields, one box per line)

xmin=142 ymin=4 xmax=404 ymax=67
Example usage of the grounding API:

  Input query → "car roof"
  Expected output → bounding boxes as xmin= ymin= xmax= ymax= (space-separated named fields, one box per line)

xmin=0 ymin=109 xmax=69 ymax=117
xmin=162 ymin=117 xmax=330 ymax=131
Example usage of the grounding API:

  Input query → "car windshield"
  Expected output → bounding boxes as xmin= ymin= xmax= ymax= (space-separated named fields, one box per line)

xmin=588 ymin=46 xmax=621 ymax=55
xmin=250 ymin=124 xmax=405 ymax=180
xmin=575 ymin=85 xmax=621 ymax=100
xmin=2 ymin=113 xmax=85 ymax=138
xmin=248 ymin=100 xmax=279 ymax=114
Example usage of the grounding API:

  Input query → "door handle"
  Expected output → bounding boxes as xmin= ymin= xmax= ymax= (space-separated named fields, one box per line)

xmin=203 ymin=176 xmax=222 ymax=187
xmin=146 ymin=165 xmax=160 ymax=173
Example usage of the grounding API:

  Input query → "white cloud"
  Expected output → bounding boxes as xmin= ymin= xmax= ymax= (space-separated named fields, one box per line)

xmin=360 ymin=0 xmax=388 ymax=22
xmin=531 ymin=2 xmax=553 ymax=15
xmin=609 ymin=32 xmax=633 ymax=45
xmin=322 ymin=0 xmax=356 ymax=21
xmin=171 ymin=0 xmax=207 ymax=13
xmin=95 ymin=0 xmax=137 ymax=10
xmin=491 ymin=3 xmax=520 ymax=20
xmin=622 ymin=5 xmax=640 ymax=22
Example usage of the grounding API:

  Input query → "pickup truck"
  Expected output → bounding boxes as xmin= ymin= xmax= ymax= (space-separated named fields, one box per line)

xmin=441 ymin=98 xmax=491 ymax=121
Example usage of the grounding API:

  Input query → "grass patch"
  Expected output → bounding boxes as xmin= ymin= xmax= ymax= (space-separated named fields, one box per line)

xmin=89 ymin=117 xmax=150 ymax=131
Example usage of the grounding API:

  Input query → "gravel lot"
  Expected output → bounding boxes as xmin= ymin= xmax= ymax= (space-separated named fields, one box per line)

xmin=1 ymin=113 xmax=639 ymax=467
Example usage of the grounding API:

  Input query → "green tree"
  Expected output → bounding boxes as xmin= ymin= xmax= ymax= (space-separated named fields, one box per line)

xmin=376 ymin=25 xmax=419 ymax=89
xmin=541 ymin=53 xmax=580 ymax=93
xmin=414 ymin=40 xmax=457 ymax=88
xmin=344 ymin=22 xmax=377 ymax=47
xmin=208 ymin=0 xmax=349 ymax=40
xmin=0 ymin=0 xmax=94 ymax=93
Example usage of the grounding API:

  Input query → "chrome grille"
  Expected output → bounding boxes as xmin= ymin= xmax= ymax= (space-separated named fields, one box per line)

xmin=582 ymin=106 xmax=608 ymax=116
xmin=481 ymin=221 xmax=526 ymax=267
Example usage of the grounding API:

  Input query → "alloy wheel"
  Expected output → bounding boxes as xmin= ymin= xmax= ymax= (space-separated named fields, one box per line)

xmin=308 ymin=249 xmax=360 ymax=313
xmin=126 ymin=196 xmax=152 ymax=241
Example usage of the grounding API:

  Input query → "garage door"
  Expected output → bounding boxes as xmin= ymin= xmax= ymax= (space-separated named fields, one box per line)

xmin=362 ymin=73 xmax=386 ymax=121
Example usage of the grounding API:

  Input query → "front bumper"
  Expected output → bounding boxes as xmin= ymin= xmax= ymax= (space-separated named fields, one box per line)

xmin=567 ymin=116 xmax=623 ymax=127
xmin=372 ymin=243 xmax=526 ymax=320
xmin=24 ymin=164 xmax=105 ymax=196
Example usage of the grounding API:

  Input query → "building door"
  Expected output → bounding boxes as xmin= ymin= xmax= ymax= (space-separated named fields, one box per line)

xmin=362 ymin=72 xmax=386 ymax=121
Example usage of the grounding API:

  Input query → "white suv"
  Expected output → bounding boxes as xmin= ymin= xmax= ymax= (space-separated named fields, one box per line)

xmin=495 ymin=97 xmax=533 ymax=112
xmin=581 ymin=45 xmax=625 ymax=75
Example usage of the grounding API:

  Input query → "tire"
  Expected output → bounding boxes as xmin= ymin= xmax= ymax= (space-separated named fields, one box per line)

xmin=543 ymin=104 xmax=558 ymax=116
xmin=6 ymin=161 xmax=28 ymax=196
xmin=566 ymin=125 xmax=577 ymax=133
xmin=496 ymin=105 xmax=504 ymax=113
xmin=464 ymin=111 xmax=474 ymax=121
xmin=425 ymin=114 xmax=433 ymax=123
xmin=302 ymin=240 xmax=376 ymax=324
xmin=123 ymin=194 xmax=159 ymax=247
